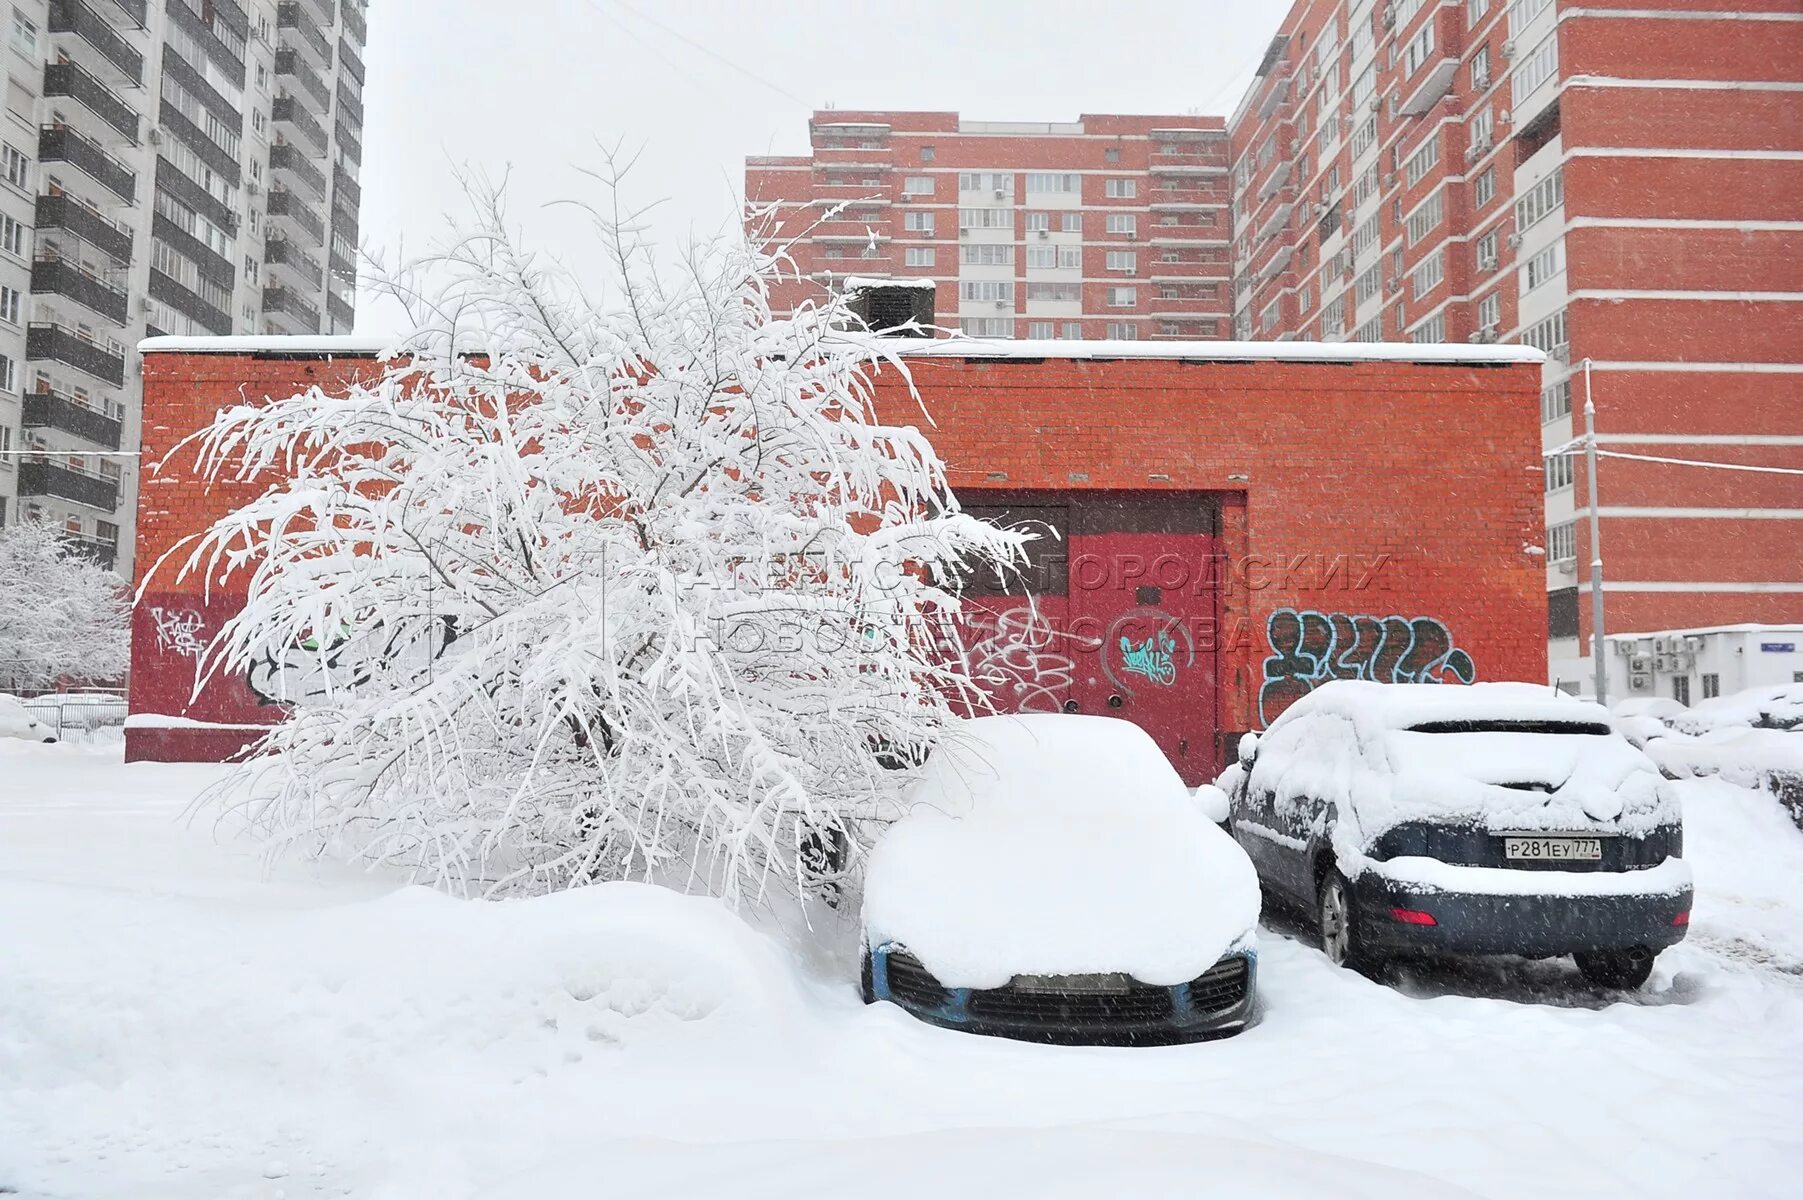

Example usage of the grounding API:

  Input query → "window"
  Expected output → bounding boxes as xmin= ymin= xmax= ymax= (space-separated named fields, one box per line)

xmin=1522 ymin=239 xmax=1565 ymax=291
xmin=1025 ymin=172 xmax=1079 ymax=194
xmin=1106 ymin=250 xmax=1137 ymax=272
xmin=1672 ymin=676 xmax=1691 ymax=706
xmin=1026 ymin=282 xmax=1080 ymax=302
xmin=1470 ymin=46 xmax=1491 ymax=91
xmin=1350 ymin=114 xmax=1377 ymax=159
xmin=1469 ymin=109 xmax=1494 ymax=155
xmin=1701 ymin=673 xmax=1720 ymax=700
xmin=10 ymin=8 xmax=36 ymax=57
xmin=0 ymin=284 xmax=17 ymax=324
xmin=1058 ymin=245 xmax=1081 ymax=268
xmin=1356 ymin=263 xmax=1383 ymax=302
xmin=0 ymin=352 xmax=14 ymax=392
xmin=961 ymin=244 xmax=1014 ymax=266
xmin=1406 ymin=191 xmax=1444 ymax=246
xmin=1063 ymin=322 xmax=1082 ymax=339
xmin=1404 ymin=138 xmax=1440 ymax=187
xmin=1515 ymin=169 xmax=1564 ymax=234
xmin=1476 ymin=230 xmax=1499 ymax=271
xmin=1515 ymin=32 xmax=1559 ymax=97
xmin=1026 ymin=245 xmax=1057 ymax=268
xmin=1025 ymin=211 xmax=1052 ymax=233
xmin=904 ymin=211 xmax=935 ymax=234
xmin=1354 ymin=215 xmax=1380 ymax=257
xmin=1547 ymin=520 xmax=1575 ymax=563
xmin=919 ymin=146 xmax=935 ymax=162
xmin=903 ymin=175 xmax=934 ymax=196
xmin=1 ymin=143 xmax=26 ymax=192
xmin=1541 ymin=378 xmax=1572 ymax=423
xmin=1105 ymin=147 xmax=1121 ymax=163
xmin=1028 ymin=321 xmax=1054 ymax=338
xmin=1545 ymin=450 xmax=1574 ymax=492
xmin=1106 ymin=322 xmax=1139 ymax=340
xmin=1522 ymin=309 xmax=1568 ymax=357
xmin=1356 ymin=164 xmax=1378 ymax=206
xmin=1354 ymin=316 xmax=1384 ymax=342
xmin=1106 ymin=286 xmax=1137 ymax=307
xmin=1401 ymin=20 xmax=1436 ymax=75
xmin=1509 ymin=0 xmax=1555 ymax=36
xmin=1409 ymin=250 xmax=1445 ymax=299
xmin=960 ymin=172 xmax=1014 ymax=195
xmin=0 ymin=213 xmax=23 ymax=258
xmin=1469 ymin=0 xmax=1490 ymax=25
xmin=1106 ymin=213 xmax=1136 ymax=235
xmin=959 ymin=316 xmax=1014 ymax=337
xmin=1473 ymin=167 xmax=1496 ymax=209
xmin=1062 ymin=211 xmax=1082 ymax=233
xmin=1104 ymin=178 xmax=1137 ymax=198
xmin=959 ymin=280 xmax=1014 ymax=303
xmin=904 ymin=247 xmax=935 ymax=267
xmin=959 ymin=208 xmax=1012 ymax=229
xmin=1411 ymin=312 xmax=1446 ymax=343
xmin=1477 ymin=291 xmax=1501 ymax=331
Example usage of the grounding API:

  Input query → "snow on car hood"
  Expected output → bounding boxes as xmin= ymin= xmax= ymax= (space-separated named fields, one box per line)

xmin=862 ymin=715 xmax=1259 ymax=991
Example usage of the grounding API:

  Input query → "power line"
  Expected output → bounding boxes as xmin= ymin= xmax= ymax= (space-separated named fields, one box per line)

xmin=590 ymin=0 xmax=812 ymax=108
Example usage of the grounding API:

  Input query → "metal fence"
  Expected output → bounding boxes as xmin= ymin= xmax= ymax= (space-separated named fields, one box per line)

xmin=13 ymin=690 xmax=128 ymax=740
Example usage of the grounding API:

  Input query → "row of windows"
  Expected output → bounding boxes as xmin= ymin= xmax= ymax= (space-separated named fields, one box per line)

xmin=1405 ymin=190 xmax=1444 ymax=246
xmin=161 ymin=74 xmax=242 ymax=161
xmin=1403 ymin=138 xmax=1440 ymax=188
xmin=1515 ymin=169 xmax=1564 ymax=235
xmin=1408 ymin=250 xmax=1444 ymax=300
xmin=956 ymin=318 xmax=1145 ymax=339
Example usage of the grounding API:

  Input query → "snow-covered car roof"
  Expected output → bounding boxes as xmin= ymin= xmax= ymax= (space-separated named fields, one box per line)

xmin=862 ymin=714 xmax=1258 ymax=990
xmin=1268 ymin=680 xmax=1608 ymax=733
xmin=1670 ymin=683 xmax=1803 ymax=735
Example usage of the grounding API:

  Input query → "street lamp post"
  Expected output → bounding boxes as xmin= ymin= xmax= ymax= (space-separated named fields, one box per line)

xmin=1582 ymin=357 xmax=1606 ymax=705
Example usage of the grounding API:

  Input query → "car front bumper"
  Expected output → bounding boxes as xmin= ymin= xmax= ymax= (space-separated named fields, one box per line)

xmin=1353 ymin=872 xmax=1693 ymax=957
xmin=864 ymin=947 xmax=1257 ymax=1046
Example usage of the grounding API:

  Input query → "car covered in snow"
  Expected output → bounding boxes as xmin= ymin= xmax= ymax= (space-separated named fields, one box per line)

xmin=1227 ymin=681 xmax=1691 ymax=989
xmin=861 ymin=714 xmax=1260 ymax=1044
xmin=0 ymin=694 xmax=58 ymax=742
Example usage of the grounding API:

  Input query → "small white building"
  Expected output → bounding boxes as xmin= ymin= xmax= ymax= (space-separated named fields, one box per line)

xmin=1605 ymin=624 xmax=1803 ymax=708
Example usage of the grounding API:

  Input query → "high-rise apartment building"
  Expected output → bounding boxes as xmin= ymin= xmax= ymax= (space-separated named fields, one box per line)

xmin=746 ymin=111 xmax=1233 ymax=342
xmin=0 ymin=0 xmax=367 ymax=581
xmin=1227 ymin=0 xmax=1800 ymax=689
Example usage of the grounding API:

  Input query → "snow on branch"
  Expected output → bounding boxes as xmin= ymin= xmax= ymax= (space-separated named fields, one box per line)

xmin=154 ymin=162 xmax=1029 ymax=903
xmin=0 ymin=518 xmax=129 ymax=691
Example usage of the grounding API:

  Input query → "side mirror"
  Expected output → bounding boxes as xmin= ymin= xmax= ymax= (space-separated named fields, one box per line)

xmin=1237 ymin=732 xmax=1260 ymax=767
xmin=1192 ymin=783 xmax=1231 ymax=826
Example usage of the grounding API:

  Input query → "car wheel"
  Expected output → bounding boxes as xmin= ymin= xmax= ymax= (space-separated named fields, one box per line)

xmin=858 ymin=946 xmax=876 ymax=1004
xmin=1574 ymin=948 xmax=1655 ymax=990
xmin=1317 ymin=869 xmax=1372 ymax=971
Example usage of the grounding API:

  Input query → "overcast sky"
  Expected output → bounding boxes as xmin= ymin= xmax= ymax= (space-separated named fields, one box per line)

xmin=352 ymin=0 xmax=1292 ymax=335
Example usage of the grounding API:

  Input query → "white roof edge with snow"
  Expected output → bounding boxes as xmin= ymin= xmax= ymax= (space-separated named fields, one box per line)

xmin=877 ymin=336 xmax=1545 ymax=366
xmin=1605 ymin=622 xmax=1803 ymax=640
xmin=140 ymin=335 xmax=395 ymax=355
xmin=842 ymin=275 xmax=938 ymax=291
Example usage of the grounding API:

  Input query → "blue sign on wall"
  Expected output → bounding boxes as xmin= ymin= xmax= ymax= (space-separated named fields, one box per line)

xmin=1760 ymin=642 xmax=1796 ymax=653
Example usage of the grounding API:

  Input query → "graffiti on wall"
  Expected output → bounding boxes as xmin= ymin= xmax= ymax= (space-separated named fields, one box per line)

xmin=1259 ymin=607 xmax=1476 ymax=725
xmin=962 ymin=604 xmax=1086 ymax=713
xmin=149 ymin=606 xmax=209 ymax=660
xmin=247 ymin=616 xmax=460 ymax=706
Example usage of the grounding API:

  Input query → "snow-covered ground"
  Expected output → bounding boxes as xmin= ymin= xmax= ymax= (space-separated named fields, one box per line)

xmin=4 ymin=739 xmax=1802 ymax=1199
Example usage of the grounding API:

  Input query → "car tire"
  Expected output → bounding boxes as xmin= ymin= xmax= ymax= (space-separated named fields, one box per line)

xmin=858 ymin=947 xmax=876 ymax=1004
xmin=1574 ymin=948 xmax=1655 ymax=990
xmin=1317 ymin=868 xmax=1376 ymax=972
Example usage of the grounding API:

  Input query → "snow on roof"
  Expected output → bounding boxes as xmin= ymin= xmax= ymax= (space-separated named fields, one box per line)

xmin=881 ymin=336 xmax=1545 ymax=366
xmin=841 ymin=276 xmax=939 ymax=291
xmin=140 ymin=335 xmax=393 ymax=356
xmin=1274 ymin=681 xmax=1608 ymax=732
xmin=1606 ymin=623 xmax=1803 ymax=641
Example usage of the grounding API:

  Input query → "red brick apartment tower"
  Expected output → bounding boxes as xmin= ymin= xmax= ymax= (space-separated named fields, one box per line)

xmin=745 ymin=112 xmax=1233 ymax=341
xmin=1227 ymin=0 xmax=1803 ymax=691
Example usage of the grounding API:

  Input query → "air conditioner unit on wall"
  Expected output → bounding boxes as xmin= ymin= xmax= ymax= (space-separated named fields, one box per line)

xmin=1501 ymin=40 xmax=1517 ymax=59
xmin=1629 ymin=671 xmax=1652 ymax=691
xmin=1629 ymin=655 xmax=1652 ymax=672
xmin=1654 ymin=654 xmax=1678 ymax=673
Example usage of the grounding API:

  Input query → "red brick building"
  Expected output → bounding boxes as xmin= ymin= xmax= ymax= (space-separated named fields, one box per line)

xmin=128 ymin=338 xmax=1547 ymax=779
xmin=745 ymin=112 xmax=1234 ymax=342
xmin=1226 ymin=0 xmax=1803 ymax=692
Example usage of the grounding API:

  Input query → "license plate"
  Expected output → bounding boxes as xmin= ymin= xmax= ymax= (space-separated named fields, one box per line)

xmin=1504 ymin=836 xmax=1603 ymax=861
xmin=1010 ymin=972 xmax=1133 ymax=994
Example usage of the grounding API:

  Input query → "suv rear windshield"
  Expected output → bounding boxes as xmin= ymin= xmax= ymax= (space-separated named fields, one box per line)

xmin=1405 ymin=719 xmax=1611 ymax=736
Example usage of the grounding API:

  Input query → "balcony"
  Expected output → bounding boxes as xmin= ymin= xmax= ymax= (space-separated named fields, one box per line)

xmin=35 ymin=193 xmax=133 ymax=263
xmin=338 ymin=35 xmax=363 ymax=84
xmin=22 ymin=388 xmax=123 ymax=450
xmin=271 ymin=94 xmax=327 ymax=152
xmin=1148 ymin=162 xmax=1224 ymax=177
xmin=17 ymin=458 xmax=119 ymax=512
xmin=61 ymin=533 xmax=118 ymax=571
xmin=27 ymin=321 xmax=125 ymax=386
xmin=147 ymin=268 xmax=232 ymax=334
xmin=269 ymin=141 xmax=327 ymax=198
xmin=341 ymin=1 xmax=367 ymax=47
xmin=327 ymin=290 xmax=354 ymax=329
xmin=265 ymin=285 xmax=322 ymax=332
xmin=150 ymin=211 xmax=233 ymax=281
xmin=31 ymin=255 xmax=129 ymax=324
xmin=105 ymin=0 xmax=148 ymax=24
xmin=154 ymin=158 xmax=235 ymax=233
xmin=1397 ymin=58 xmax=1460 ymax=117
xmin=274 ymin=47 xmax=330 ymax=109
xmin=42 ymin=61 xmax=140 ymax=143
xmin=336 ymin=80 xmax=363 ymax=124
xmin=1254 ymin=200 xmax=1294 ymax=243
xmin=266 ymin=187 xmax=325 ymax=244
xmin=332 ymin=166 xmax=360 ymax=211
xmin=38 ymin=123 xmax=135 ymax=203
xmin=277 ymin=1 xmax=333 ymax=63
xmin=48 ymin=0 xmax=144 ymax=88
xmin=336 ymin=121 xmax=362 ymax=165
xmin=265 ymin=236 xmax=323 ymax=287
xmin=330 ymin=203 xmax=358 ymax=244
xmin=1256 ymin=158 xmax=1292 ymax=201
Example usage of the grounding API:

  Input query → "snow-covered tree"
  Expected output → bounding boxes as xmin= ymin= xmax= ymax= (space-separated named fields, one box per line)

xmin=0 ymin=518 xmax=130 ymax=691
xmin=157 ymin=172 xmax=1026 ymax=901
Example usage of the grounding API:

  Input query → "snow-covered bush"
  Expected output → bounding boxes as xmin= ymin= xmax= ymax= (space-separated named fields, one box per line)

xmin=0 ymin=518 xmax=129 ymax=691
xmin=155 ymin=173 xmax=1026 ymax=902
